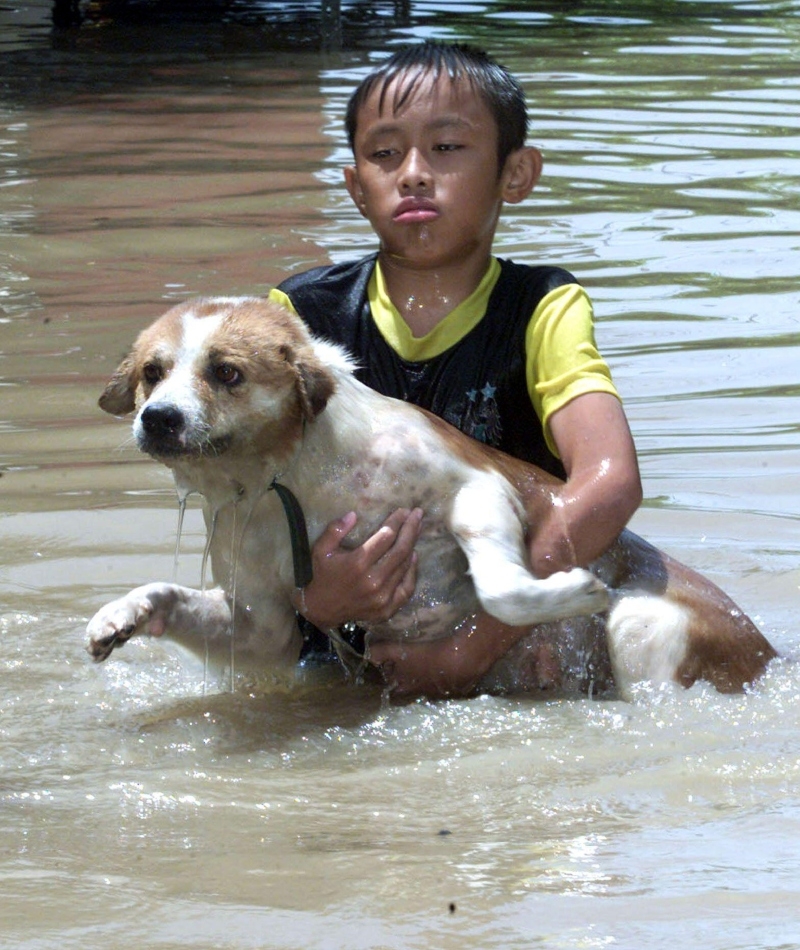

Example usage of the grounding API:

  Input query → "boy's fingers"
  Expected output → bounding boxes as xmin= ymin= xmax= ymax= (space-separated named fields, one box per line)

xmin=365 ymin=544 xmax=419 ymax=622
xmin=301 ymin=508 xmax=422 ymax=627
xmin=394 ymin=506 xmax=424 ymax=552
xmin=362 ymin=507 xmax=423 ymax=567
xmin=313 ymin=511 xmax=358 ymax=558
xmin=392 ymin=548 xmax=418 ymax=602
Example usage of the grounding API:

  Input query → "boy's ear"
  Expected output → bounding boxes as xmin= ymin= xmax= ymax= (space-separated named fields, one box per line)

xmin=344 ymin=165 xmax=368 ymax=218
xmin=501 ymin=146 xmax=543 ymax=205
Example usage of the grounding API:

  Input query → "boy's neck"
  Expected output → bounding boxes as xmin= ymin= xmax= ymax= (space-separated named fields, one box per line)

xmin=378 ymin=251 xmax=493 ymax=338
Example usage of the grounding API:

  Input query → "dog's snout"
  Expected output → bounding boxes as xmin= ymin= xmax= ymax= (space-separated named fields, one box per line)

xmin=140 ymin=404 xmax=185 ymax=438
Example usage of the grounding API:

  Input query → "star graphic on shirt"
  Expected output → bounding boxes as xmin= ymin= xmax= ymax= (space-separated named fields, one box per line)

xmin=481 ymin=383 xmax=497 ymax=401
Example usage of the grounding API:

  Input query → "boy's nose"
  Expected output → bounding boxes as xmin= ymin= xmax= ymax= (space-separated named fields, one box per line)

xmin=398 ymin=147 xmax=432 ymax=191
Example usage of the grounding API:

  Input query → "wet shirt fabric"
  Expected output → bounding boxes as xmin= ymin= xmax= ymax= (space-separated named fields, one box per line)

xmin=271 ymin=253 xmax=618 ymax=480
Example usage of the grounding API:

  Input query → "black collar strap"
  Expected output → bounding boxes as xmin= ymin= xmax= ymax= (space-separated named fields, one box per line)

xmin=269 ymin=478 xmax=314 ymax=589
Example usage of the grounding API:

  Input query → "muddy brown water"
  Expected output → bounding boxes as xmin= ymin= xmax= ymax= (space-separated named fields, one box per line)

xmin=2 ymin=2 xmax=800 ymax=947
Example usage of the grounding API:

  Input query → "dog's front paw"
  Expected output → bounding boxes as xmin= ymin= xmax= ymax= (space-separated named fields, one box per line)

xmin=551 ymin=568 xmax=610 ymax=617
xmin=86 ymin=590 xmax=155 ymax=662
xmin=480 ymin=565 xmax=610 ymax=626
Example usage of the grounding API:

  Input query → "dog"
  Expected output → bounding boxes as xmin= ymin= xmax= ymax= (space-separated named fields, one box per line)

xmin=87 ymin=296 xmax=777 ymax=698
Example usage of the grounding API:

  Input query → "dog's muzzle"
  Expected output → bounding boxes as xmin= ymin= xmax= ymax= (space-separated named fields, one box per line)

xmin=140 ymin=403 xmax=185 ymax=440
xmin=136 ymin=402 xmax=233 ymax=458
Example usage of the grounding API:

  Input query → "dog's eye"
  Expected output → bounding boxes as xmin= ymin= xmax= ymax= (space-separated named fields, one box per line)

xmin=213 ymin=363 xmax=242 ymax=386
xmin=142 ymin=363 xmax=163 ymax=385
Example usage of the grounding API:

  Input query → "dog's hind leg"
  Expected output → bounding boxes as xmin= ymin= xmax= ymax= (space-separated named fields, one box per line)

xmin=605 ymin=586 xmax=777 ymax=697
xmin=87 ymin=583 xmax=232 ymax=661
xmin=603 ymin=594 xmax=692 ymax=698
xmin=448 ymin=475 xmax=608 ymax=626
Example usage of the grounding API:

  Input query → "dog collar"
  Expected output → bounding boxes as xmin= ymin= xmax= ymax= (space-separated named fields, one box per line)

xmin=268 ymin=478 xmax=313 ymax=589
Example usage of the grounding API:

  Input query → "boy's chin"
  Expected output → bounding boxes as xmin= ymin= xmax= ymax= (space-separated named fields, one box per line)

xmin=380 ymin=244 xmax=479 ymax=271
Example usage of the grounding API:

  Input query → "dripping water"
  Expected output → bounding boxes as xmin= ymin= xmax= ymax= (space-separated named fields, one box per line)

xmin=227 ymin=500 xmax=239 ymax=690
xmin=200 ymin=508 xmax=219 ymax=695
xmin=173 ymin=490 xmax=190 ymax=582
xmin=224 ymin=487 xmax=257 ymax=692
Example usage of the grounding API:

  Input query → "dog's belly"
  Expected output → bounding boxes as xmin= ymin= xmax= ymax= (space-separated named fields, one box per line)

xmin=367 ymin=531 xmax=479 ymax=642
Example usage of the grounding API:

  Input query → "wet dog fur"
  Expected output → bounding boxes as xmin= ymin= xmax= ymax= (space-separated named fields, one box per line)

xmin=87 ymin=296 xmax=777 ymax=698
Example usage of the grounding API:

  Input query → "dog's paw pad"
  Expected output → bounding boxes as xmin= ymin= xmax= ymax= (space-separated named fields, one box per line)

xmin=87 ymin=637 xmax=115 ymax=662
xmin=87 ymin=626 xmax=133 ymax=661
xmin=86 ymin=595 xmax=153 ymax=662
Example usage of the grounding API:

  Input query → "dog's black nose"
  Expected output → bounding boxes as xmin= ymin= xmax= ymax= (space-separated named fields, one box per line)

xmin=140 ymin=404 xmax=185 ymax=438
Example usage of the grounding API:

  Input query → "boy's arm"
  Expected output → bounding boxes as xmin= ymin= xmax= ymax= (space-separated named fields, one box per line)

xmin=526 ymin=391 xmax=641 ymax=577
xmin=368 ymin=611 xmax=527 ymax=699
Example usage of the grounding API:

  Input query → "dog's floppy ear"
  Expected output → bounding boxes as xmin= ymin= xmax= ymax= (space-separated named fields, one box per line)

xmin=297 ymin=360 xmax=336 ymax=421
xmin=283 ymin=344 xmax=335 ymax=422
xmin=98 ymin=354 xmax=138 ymax=416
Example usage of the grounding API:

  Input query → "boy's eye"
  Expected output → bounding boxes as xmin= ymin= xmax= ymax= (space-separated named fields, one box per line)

xmin=434 ymin=143 xmax=463 ymax=152
xmin=371 ymin=147 xmax=396 ymax=160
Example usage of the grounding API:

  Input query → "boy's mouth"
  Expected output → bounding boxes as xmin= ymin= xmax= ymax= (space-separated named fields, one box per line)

xmin=393 ymin=197 xmax=439 ymax=224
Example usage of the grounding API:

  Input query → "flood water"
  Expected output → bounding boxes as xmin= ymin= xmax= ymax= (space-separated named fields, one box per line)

xmin=2 ymin=1 xmax=800 ymax=947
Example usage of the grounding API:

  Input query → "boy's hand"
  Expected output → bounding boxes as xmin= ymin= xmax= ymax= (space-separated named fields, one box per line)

xmin=294 ymin=508 xmax=423 ymax=629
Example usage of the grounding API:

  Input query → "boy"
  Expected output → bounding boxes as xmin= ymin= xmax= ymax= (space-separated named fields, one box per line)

xmin=270 ymin=42 xmax=641 ymax=698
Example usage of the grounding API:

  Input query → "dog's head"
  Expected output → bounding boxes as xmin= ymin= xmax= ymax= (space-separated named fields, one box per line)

xmin=99 ymin=296 xmax=336 ymax=463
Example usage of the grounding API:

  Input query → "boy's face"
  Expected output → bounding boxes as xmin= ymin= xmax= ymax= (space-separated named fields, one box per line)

xmin=344 ymin=72 xmax=540 ymax=272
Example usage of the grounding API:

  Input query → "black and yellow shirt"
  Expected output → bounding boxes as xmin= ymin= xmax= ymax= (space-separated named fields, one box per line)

xmin=271 ymin=253 xmax=618 ymax=480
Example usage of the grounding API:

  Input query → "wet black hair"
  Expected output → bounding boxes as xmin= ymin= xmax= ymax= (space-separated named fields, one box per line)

xmin=345 ymin=41 xmax=529 ymax=170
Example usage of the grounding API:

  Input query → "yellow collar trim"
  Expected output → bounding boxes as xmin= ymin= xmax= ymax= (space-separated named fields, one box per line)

xmin=369 ymin=258 xmax=502 ymax=362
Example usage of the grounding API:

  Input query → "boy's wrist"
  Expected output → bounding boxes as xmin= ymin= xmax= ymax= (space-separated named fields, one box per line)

xmin=292 ymin=584 xmax=350 ymax=631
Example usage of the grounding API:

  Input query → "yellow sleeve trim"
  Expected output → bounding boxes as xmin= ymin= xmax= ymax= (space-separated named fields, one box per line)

xmin=526 ymin=283 xmax=620 ymax=456
xmin=369 ymin=258 xmax=502 ymax=361
xmin=268 ymin=287 xmax=297 ymax=314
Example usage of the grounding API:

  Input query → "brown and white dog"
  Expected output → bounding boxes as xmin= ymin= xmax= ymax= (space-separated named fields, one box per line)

xmin=87 ymin=296 xmax=777 ymax=698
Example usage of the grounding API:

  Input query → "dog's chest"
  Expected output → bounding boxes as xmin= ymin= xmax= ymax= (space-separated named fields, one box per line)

xmin=306 ymin=438 xmax=480 ymax=640
xmin=301 ymin=425 xmax=455 ymax=538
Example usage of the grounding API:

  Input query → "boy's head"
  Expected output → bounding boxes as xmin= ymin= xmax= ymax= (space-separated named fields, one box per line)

xmin=345 ymin=42 xmax=528 ymax=171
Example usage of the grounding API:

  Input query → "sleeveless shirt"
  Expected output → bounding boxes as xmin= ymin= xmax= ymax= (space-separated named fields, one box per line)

xmin=274 ymin=253 xmax=592 ymax=479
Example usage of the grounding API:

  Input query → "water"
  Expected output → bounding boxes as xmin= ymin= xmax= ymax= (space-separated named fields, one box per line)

xmin=2 ymin=1 xmax=800 ymax=946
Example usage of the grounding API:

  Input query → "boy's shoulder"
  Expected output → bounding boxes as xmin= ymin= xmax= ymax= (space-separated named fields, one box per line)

xmin=277 ymin=253 xmax=377 ymax=297
xmin=276 ymin=253 xmax=378 ymax=337
xmin=490 ymin=258 xmax=583 ymax=319
xmin=495 ymin=256 xmax=580 ymax=293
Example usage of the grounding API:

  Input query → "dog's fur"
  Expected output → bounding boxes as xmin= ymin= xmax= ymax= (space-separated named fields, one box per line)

xmin=87 ymin=296 xmax=777 ymax=698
